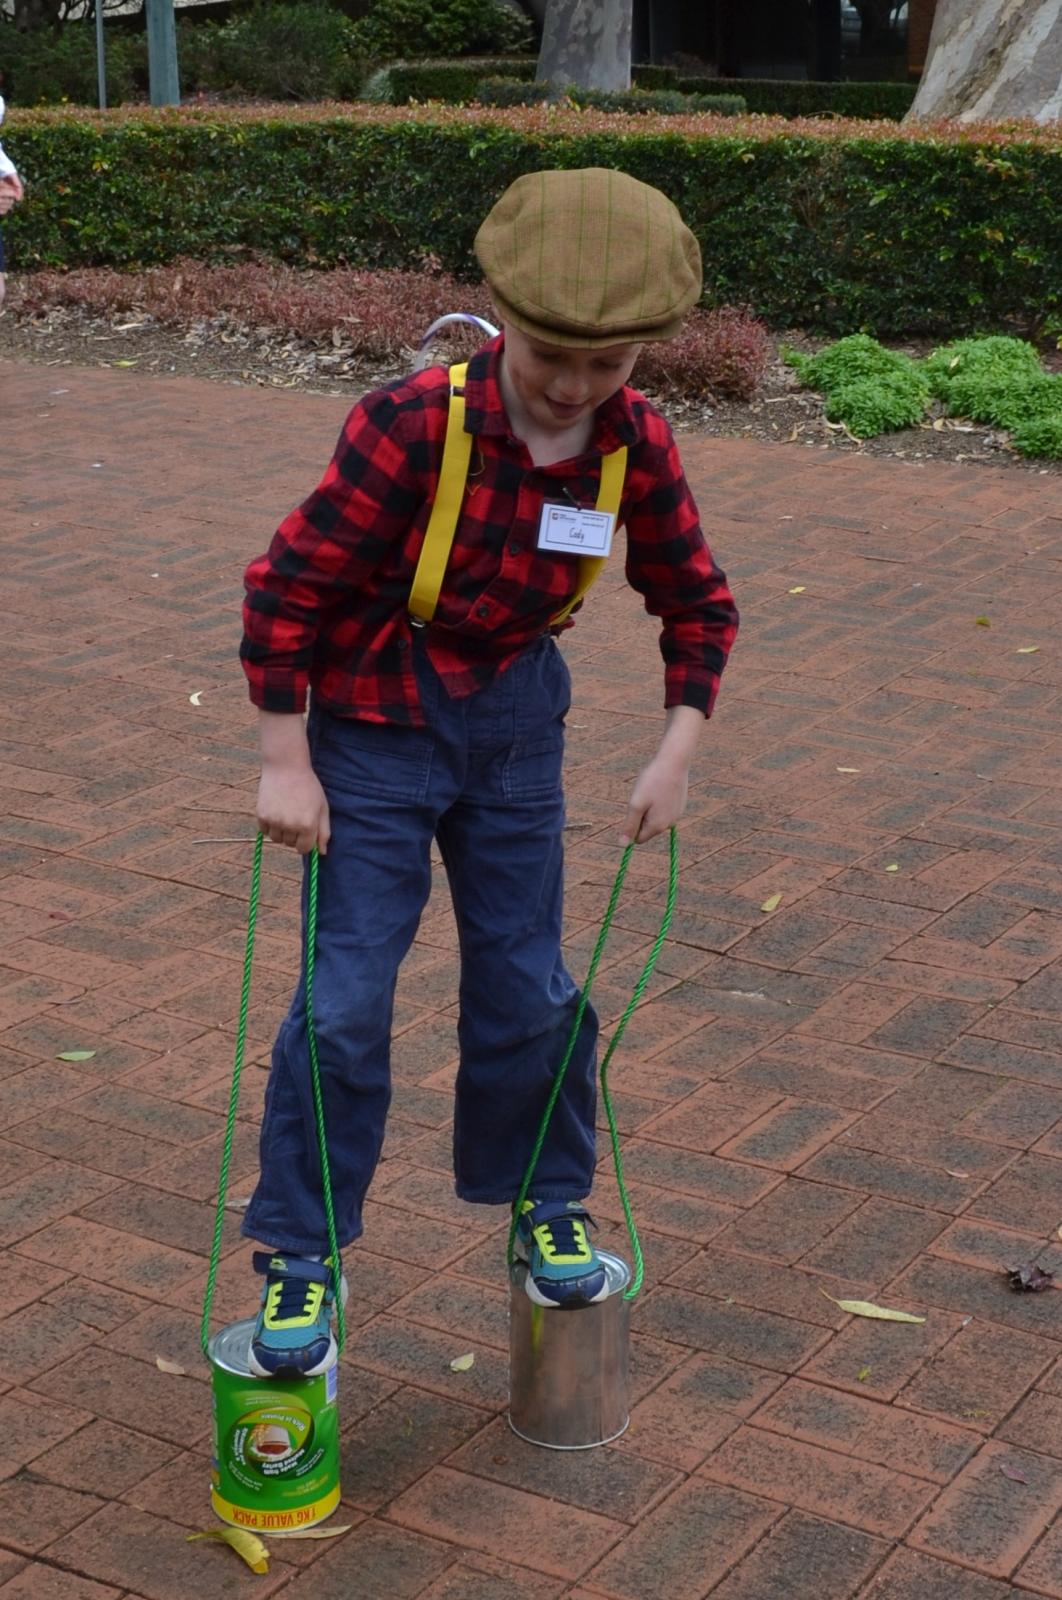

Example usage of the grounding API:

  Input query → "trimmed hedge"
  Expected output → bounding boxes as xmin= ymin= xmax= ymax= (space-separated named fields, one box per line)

xmin=383 ymin=56 xmax=535 ymax=103
xmin=382 ymin=60 xmax=915 ymax=120
xmin=684 ymin=78 xmax=917 ymax=121
xmin=476 ymin=78 xmax=746 ymax=116
xmin=383 ymin=58 xmax=676 ymax=105
xmin=4 ymin=103 xmax=1061 ymax=337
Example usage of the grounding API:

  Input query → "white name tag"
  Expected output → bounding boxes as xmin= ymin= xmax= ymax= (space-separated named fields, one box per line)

xmin=537 ymin=502 xmax=615 ymax=558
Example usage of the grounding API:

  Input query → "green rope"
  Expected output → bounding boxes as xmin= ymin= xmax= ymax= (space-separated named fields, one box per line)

xmin=201 ymin=831 xmax=263 ymax=1359
xmin=305 ymin=849 xmax=346 ymax=1351
xmin=201 ymin=840 xmax=345 ymax=1358
xmin=506 ymin=825 xmax=679 ymax=1301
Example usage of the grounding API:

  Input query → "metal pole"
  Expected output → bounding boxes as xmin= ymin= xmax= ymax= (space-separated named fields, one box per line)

xmin=145 ymin=0 xmax=181 ymax=107
xmin=94 ymin=0 xmax=107 ymax=111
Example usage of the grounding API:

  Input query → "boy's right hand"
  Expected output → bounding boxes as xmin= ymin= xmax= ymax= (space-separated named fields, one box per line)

xmin=256 ymin=764 xmax=331 ymax=856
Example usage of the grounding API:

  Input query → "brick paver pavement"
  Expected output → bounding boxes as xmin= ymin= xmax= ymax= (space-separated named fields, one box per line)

xmin=3 ymin=354 xmax=1062 ymax=1599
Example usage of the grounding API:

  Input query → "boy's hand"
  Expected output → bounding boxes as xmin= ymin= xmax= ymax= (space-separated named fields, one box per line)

xmin=0 ymin=174 xmax=24 ymax=213
xmin=257 ymin=764 xmax=331 ymax=855
xmin=622 ymin=754 xmax=689 ymax=845
xmin=621 ymin=704 xmax=703 ymax=845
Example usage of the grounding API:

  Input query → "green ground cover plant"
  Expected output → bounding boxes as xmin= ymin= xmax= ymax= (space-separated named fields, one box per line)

xmin=4 ymin=103 xmax=1060 ymax=338
xmin=786 ymin=332 xmax=1062 ymax=457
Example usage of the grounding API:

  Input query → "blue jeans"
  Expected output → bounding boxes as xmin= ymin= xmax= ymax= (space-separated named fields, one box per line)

xmin=243 ymin=635 xmax=598 ymax=1254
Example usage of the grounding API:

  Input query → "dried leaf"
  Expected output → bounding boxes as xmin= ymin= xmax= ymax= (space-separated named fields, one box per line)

xmin=114 ymin=358 xmax=139 ymax=368
xmin=189 ymin=690 xmax=204 ymax=706
xmin=945 ymin=1170 xmax=970 ymax=1179
xmin=821 ymin=1291 xmax=926 ymax=1323
xmin=187 ymin=1527 xmax=269 ymax=1573
xmin=974 ymin=615 xmax=991 ymax=627
xmin=449 ymin=1352 xmax=475 ymax=1372
xmin=885 ymin=864 xmax=900 ymax=873
xmin=788 ymin=586 xmax=806 ymax=594
xmin=760 ymin=893 xmax=782 ymax=914
xmin=836 ymin=766 xmax=861 ymax=773
xmin=1007 ymin=1262 xmax=1054 ymax=1293
xmin=268 ymin=1524 xmax=353 ymax=1540
xmin=225 ymin=1195 xmax=251 ymax=1211
xmin=1016 ymin=646 xmax=1040 ymax=655
xmin=857 ymin=1366 xmax=872 ymax=1381
xmin=56 ymin=1050 xmax=96 ymax=1061
xmin=932 ymin=416 xmax=947 ymax=431
xmin=155 ymin=1356 xmax=186 ymax=1376
xmin=1000 ymin=1462 xmax=1029 ymax=1484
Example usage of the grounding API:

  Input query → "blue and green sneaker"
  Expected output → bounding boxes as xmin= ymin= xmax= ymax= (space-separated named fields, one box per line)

xmin=515 ymin=1200 xmax=608 ymax=1308
xmin=248 ymin=1252 xmax=338 ymax=1379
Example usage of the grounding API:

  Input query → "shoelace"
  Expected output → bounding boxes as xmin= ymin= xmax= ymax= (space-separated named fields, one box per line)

xmin=534 ymin=1213 xmax=589 ymax=1261
xmin=267 ymin=1272 xmax=325 ymax=1325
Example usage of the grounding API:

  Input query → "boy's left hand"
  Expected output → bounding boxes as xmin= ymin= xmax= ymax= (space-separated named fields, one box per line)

xmin=622 ymin=754 xmax=689 ymax=845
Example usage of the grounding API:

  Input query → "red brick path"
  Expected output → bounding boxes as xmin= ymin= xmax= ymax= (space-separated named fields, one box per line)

xmin=3 ymin=356 xmax=1062 ymax=1599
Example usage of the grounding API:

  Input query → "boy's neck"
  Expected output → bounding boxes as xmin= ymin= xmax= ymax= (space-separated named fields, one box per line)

xmin=497 ymin=353 xmax=595 ymax=469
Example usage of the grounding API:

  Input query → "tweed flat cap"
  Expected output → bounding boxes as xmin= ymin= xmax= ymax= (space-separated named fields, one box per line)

xmin=474 ymin=167 xmax=702 ymax=348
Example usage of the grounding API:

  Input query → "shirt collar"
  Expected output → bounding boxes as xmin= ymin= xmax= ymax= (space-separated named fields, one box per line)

xmin=462 ymin=333 xmax=640 ymax=453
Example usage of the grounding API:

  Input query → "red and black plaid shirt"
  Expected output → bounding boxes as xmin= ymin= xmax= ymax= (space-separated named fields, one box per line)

xmin=241 ymin=335 xmax=738 ymax=727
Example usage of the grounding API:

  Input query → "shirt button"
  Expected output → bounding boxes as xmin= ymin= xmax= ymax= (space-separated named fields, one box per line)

xmin=476 ymin=604 xmax=490 ymax=618
xmin=397 ymin=638 xmax=409 ymax=651
xmin=508 ymin=542 xmax=521 ymax=556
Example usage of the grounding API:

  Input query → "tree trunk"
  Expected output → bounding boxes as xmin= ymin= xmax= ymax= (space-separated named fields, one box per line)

xmin=536 ymin=0 xmax=632 ymax=91
xmin=907 ymin=0 xmax=1062 ymax=122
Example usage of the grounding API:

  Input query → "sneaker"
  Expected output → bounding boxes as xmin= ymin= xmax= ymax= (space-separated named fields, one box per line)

xmin=514 ymin=1200 xmax=608 ymax=1309
xmin=249 ymin=1252 xmax=338 ymax=1378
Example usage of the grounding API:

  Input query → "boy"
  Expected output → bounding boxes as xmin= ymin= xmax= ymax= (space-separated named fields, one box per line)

xmin=0 ymin=80 xmax=24 ymax=311
xmin=240 ymin=167 xmax=738 ymax=1378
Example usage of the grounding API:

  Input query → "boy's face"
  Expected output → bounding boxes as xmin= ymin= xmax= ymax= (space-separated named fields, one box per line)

xmin=499 ymin=323 xmax=642 ymax=436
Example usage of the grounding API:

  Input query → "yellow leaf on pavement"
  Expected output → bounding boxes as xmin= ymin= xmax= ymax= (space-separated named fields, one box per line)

xmin=821 ymin=1291 xmax=925 ymax=1323
xmin=885 ymin=864 xmax=900 ymax=873
xmin=155 ymin=1356 xmax=185 ymax=1376
xmin=449 ymin=1352 xmax=475 ymax=1372
xmin=187 ymin=1528 xmax=269 ymax=1573
xmin=788 ymin=586 xmax=806 ymax=594
xmin=760 ymin=893 xmax=782 ymax=914
xmin=1017 ymin=646 xmax=1040 ymax=654
xmin=974 ymin=616 xmax=991 ymax=627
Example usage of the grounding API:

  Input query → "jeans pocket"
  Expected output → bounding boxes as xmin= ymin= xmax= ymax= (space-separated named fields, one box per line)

xmin=311 ymin=712 xmax=432 ymax=803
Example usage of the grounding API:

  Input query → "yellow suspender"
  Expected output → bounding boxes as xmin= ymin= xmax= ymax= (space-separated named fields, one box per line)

xmin=407 ymin=361 xmax=627 ymax=627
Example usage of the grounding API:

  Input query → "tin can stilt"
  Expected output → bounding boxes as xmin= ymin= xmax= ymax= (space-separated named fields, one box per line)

xmin=209 ymin=1318 xmax=341 ymax=1531
xmin=508 ymin=1250 xmax=630 ymax=1450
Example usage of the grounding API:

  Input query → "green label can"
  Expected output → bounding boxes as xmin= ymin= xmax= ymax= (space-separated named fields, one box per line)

xmin=209 ymin=1318 xmax=340 ymax=1532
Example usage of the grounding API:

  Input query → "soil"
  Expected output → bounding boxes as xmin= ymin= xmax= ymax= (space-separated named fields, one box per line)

xmin=2 ymin=301 xmax=1059 ymax=475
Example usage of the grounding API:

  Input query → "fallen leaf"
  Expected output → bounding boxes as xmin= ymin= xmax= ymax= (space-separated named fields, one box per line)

xmin=974 ymin=615 xmax=991 ymax=627
xmin=932 ymin=416 xmax=947 ymax=430
xmin=821 ymin=1291 xmax=926 ymax=1323
xmin=885 ymin=864 xmax=900 ymax=873
xmin=788 ymin=586 xmax=806 ymax=594
xmin=56 ymin=1050 xmax=96 ymax=1062
xmin=836 ymin=766 xmax=861 ymax=773
xmin=449 ymin=1352 xmax=475 ymax=1372
xmin=760 ymin=893 xmax=783 ymax=913
xmin=187 ymin=1528 xmax=269 ymax=1573
xmin=268 ymin=1525 xmax=352 ymax=1540
xmin=155 ymin=1356 xmax=186 ymax=1376
xmin=945 ymin=1170 xmax=970 ymax=1179
xmin=1000 ymin=1462 xmax=1029 ymax=1484
xmin=1016 ymin=646 xmax=1040 ymax=654
xmin=1007 ymin=1262 xmax=1054 ymax=1293
xmin=225 ymin=1195 xmax=251 ymax=1211
xmin=189 ymin=690 xmax=204 ymax=706
xmin=114 ymin=358 xmax=139 ymax=368
xmin=857 ymin=1366 xmax=872 ymax=1381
